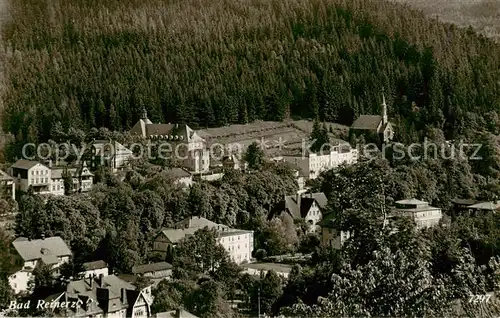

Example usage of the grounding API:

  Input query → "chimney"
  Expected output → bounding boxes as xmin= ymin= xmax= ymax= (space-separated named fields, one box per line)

xmin=41 ymin=233 xmax=45 ymax=240
xmin=120 ymin=288 xmax=128 ymax=305
xmin=99 ymin=274 xmax=105 ymax=287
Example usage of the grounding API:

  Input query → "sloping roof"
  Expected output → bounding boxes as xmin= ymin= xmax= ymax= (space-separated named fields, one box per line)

xmin=159 ymin=217 xmax=235 ymax=244
xmin=12 ymin=237 xmax=72 ymax=261
xmin=167 ymin=168 xmax=191 ymax=179
xmin=132 ymin=262 xmax=172 ymax=274
xmin=469 ymin=202 xmax=500 ymax=211
xmin=11 ymin=159 xmax=44 ymax=170
xmin=395 ymin=198 xmax=429 ymax=206
xmin=350 ymin=115 xmax=382 ymax=131
xmin=285 ymin=195 xmax=300 ymax=218
xmin=83 ymin=260 xmax=107 ymax=270
xmin=92 ymin=140 xmax=133 ymax=156
xmin=154 ymin=309 xmax=199 ymax=318
xmin=0 ymin=169 xmax=13 ymax=181
xmin=309 ymin=192 xmax=328 ymax=209
xmin=451 ymin=198 xmax=477 ymax=206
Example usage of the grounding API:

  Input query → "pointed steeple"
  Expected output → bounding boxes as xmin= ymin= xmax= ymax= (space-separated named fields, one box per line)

xmin=381 ymin=88 xmax=388 ymax=125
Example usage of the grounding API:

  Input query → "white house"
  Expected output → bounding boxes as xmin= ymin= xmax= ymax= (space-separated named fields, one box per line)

xmin=130 ymin=108 xmax=210 ymax=173
xmin=270 ymin=192 xmax=328 ymax=233
xmin=81 ymin=260 xmax=109 ymax=278
xmin=8 ymin=236 xmax=72 ymax=294
xmin=153 ymin=216 xmax=254 ymax=264
xmin=166 ymin=168 xmax=193 ymax=188
xmin=11 ymin=160 xmax=52 ymax=195
xmin=393 ymin=198 xmax=442 ymax=229
xmin=280 ymin=143 xmax=358 ymax=179
xmin=10 ymin=160 xmax=93 ymax=196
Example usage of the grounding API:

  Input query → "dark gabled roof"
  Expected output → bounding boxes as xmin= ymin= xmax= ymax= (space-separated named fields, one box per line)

xmin=270 ymin=192 xmax=328 ymax=220
xmin=451 ymin=198 xmax=477 ymax=206
xmin=11 ymin=159 xmax=45 ymax=170
xmin=132 ymin=262 xmax=172 ymax=274
xmin=83 ymin=260 xmax=107 ymax=270
xmin=351 ymin=115 xmax=382 ymax=131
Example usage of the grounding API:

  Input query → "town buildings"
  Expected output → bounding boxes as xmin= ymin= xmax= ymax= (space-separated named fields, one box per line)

xmin=10 ymin=160 xmax=94 ymax=196
xmin=280 ymin=144 xmax=358 ymax=179
xmin=392 ymin=198 xmax=442 ymax=229
xmin=8 ymin=236 xmax=72 ymax=294
xmin=130 ymin=109 xmax=210 ymax=173
xmin=166 ymin=168 xmax=193 ymax=188
xmin=132 ymin=262 xmax=173 ymax=280
xmin=350 ymin=92 xmax=394 ymax=143
xmin=91 ymin=140 xmax=134 ymax=172
xmin=451 ymin=198 xmax=500 ymax=217
xmin=51 ymin=274 xmax=153 ymax=317
xmin=270 ymin=192 xmax=328 ymax=233
xmin=153 ymin=216 xmax=254 ymax=264
xmin=81 ymin=260 xmax=109 ymax=278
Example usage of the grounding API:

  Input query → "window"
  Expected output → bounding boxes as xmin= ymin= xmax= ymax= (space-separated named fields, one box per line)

xmin=36 ymin=171 xmax=39 ymax=175
xmin=31 ymin=171 xmax=34 ymax=175
xmin=238 ymin=245 xmax=240 ymax=249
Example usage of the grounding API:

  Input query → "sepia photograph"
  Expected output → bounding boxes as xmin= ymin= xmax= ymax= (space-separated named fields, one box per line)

xmin=1 ymin=0 xmax=500 ymax=317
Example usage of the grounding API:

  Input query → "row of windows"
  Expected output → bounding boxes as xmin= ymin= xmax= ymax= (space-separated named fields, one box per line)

xmin=227 ymin=244 xmax=248 ymax=251
xmin=31 ymin=178 xmax=49 ymax=184
xmin=31 ymin=170 xmax=48 ymax=176
xmin=221 ymin=235 xmax=247 ymax=243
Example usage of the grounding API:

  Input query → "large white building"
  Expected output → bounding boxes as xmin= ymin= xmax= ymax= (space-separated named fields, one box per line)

xmin=10 ymin=160 xmax=93 ymax=195
xmin=153 ymin=216 xmax=254 ymax=264
xmin=280 ymin=143 xmax=358 ymax=179
xmin=130 ymin=109 xmax=210 ymax=173
xmin=8 ymin=236 xmax=72 ymax=294
xmin=393 ymin=198 xmax=442 ymax=229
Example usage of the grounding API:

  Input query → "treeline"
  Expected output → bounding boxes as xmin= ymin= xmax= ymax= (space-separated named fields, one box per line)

xmin=2 ymin=0 xmax=500 ymax=146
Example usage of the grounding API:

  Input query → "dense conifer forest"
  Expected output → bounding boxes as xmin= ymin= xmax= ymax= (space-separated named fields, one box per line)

xmin=1 ymin=0 xmax=500 ymax=146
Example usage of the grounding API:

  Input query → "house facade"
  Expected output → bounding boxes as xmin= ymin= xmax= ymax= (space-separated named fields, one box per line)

xmin=81 ymin=260 xmax=109 ymax=278
xmin=350 ymin=92 xmax=394 ymax=144
xmin=132 ymin=262 xmax=173 ymax=280
xmin=91 ymin=140 xmax=133 ymax=172
xmin=270 ymin=192 xmax=328 ymax=233
xmin=319 ymin=213 xmax=350 ymax=249
xmin=166 ymin=168 xmax=193 ymax=188
xmin=393 ymin=198 xmax=442 ymax=229
xmin=10 ymin=160 xmax=93 ymax=196
xmin=281 ymin=144 xmax=358 ymax=179
xmin=0 ymin=169 xmax=15 ymax=200
xmin=129 ymin=109 xmax=210 ymax=173
xmin=153 ymin=216 xmax=254 ymax=264
xmin=9 ymin=236 xmax=72 ymax=294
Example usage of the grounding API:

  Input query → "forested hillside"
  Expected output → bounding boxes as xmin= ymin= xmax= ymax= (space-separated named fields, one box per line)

xmin=2 ymin=0 xmax=500 ymax=145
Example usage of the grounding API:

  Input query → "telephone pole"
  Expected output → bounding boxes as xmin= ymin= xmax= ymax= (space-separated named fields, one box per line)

xmin=258 ymin=287 xmax=261 ymax=318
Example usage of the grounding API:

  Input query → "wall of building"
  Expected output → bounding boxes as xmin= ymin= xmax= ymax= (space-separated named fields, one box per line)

xmin=9 ymin=270 xmax=32 ymax=294
xmin=304 ymin=202 xmax=322 ymax=233
xmin=242 ymin=268 xmax=289 ymax=279
xmin=83 ymin=267 xmax=109 ymax=278
xmin=219 ymin=232 xmax=253 ymax=264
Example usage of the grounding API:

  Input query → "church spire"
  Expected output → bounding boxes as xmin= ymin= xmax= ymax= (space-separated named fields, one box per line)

xmin=381 ymin=88 xmax=388 ymax=125
xmin=141 ymin=107 xmax=148 ymax=120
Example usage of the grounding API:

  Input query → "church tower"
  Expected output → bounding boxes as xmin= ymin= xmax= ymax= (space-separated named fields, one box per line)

xmin=381 ymin=89 xmax=388 ymax=125
xmin=141 ymin=107 xmax=148 ymax=120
